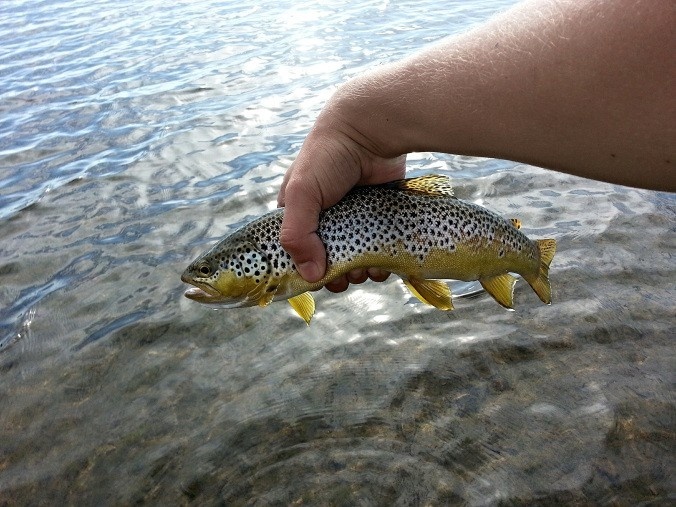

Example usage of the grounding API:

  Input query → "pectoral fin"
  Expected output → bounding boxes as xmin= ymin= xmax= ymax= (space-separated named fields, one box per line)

xmin=288 ymin=292 xmax=316 ymax=325
xmin=257 ymin=289 xmax=276 ymax=307
xmin=403 ymin=277 xmax=454 ymax=310
xmin=509 ymin=218 xmax=522 ymax=229
xmin=479 ymin=273 xmax=517 ymax=309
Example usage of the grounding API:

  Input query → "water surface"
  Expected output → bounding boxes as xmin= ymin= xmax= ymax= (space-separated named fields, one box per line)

xmin=1 ymin=0 xmax=674 ymax=504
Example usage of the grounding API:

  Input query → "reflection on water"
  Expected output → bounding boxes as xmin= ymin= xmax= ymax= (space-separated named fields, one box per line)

xmin=0 ymin=0 xmax=674 ymax=504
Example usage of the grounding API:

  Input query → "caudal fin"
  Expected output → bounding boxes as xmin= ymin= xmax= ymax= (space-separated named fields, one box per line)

xmin=525 ymin=239 xmax=556 ymax=304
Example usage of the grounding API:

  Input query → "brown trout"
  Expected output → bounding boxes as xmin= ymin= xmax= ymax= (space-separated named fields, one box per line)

xmin=181 ymin=175 xmax=556 ymax=324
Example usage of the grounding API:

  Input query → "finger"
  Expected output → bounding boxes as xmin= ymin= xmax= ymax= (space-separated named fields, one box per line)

xmin=324 ymin=267 xmax=390 ymax=294
xmin=279 ymin=177 xmax=326 ymax=283
xmin=325 ymin=276 xmax=349 ymax=293
xmin=367 ymin=268 xmax=391 ymax=282
xmin=347 ymin=268 xmax=368 ymax=284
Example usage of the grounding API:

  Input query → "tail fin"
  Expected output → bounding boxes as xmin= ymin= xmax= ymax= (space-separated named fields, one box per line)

xmin=525 ymin=239 xmax=556 ymax=304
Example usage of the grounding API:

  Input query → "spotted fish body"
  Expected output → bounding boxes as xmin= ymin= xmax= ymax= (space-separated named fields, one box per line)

xmin=182 ymin=175 xmax=556 ymax=323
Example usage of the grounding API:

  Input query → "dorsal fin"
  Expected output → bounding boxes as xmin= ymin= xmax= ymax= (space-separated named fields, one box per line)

xmin=385 ymin=175 xmax=454 ymax=197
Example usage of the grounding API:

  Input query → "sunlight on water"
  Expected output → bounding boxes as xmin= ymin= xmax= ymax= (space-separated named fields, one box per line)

xmin=0 ymin=0 xmax=674 ymax=504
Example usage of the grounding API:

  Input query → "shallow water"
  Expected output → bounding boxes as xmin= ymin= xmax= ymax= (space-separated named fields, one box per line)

xmin=1 ymin=0 xmax=674 ymax=504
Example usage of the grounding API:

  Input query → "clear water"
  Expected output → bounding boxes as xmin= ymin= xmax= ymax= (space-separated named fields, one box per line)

xmin=1 ymin=0 xmax=674 ymax=504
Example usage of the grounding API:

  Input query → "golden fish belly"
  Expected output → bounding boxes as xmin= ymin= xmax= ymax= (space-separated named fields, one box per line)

xmin=318 ymin=243 xmax=527 ymax=283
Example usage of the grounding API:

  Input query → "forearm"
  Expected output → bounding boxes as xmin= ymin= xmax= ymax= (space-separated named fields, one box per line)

xmin=327 ymin=0 xmax=675 ymax=190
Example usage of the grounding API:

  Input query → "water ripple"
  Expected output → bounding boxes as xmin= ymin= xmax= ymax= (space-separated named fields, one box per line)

xmin=0 ymin=0 xmax=672 ymax=504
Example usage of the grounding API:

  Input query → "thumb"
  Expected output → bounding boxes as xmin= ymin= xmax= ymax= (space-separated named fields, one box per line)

xmin=279 ymin=176 xmax=327 ymax=283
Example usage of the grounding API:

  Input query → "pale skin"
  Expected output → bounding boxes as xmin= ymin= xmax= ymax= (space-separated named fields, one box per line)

xmin=277 ymin=0 xmax=676 ymax=292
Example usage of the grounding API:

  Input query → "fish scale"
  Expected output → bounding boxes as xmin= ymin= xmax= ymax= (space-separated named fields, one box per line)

xmin=318 ymin=187 xmax=534 ymax=270
xmin=181 ymin=175 xmax=556 ymax=324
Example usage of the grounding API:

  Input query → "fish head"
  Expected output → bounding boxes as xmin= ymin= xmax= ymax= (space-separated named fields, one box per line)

xmin=181 ymin=239 xmax=273 ymax=308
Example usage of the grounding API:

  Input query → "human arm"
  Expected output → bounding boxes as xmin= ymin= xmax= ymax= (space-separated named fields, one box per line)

xmin=278 ymin=0 xmax=676 ymax=285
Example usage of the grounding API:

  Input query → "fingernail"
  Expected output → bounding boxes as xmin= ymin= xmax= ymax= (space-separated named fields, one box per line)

xmin=298 ymin=261 xmax=321 ymax=283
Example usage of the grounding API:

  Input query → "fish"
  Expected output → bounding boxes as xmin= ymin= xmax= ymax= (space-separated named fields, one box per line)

xmin=181 ymin=175 xmax=556 ymax=324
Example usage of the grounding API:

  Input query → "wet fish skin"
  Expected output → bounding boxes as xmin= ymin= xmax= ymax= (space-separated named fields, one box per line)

xmin=181 ymin=175 xmax=556 ymax=324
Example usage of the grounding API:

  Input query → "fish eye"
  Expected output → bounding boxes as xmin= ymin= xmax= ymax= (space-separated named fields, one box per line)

xmin=196 ymin=262 xmax=212 ymax=277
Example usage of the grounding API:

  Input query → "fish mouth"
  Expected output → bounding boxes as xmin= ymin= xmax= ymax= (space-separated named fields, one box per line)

xmin=181 ymin=273 xmax=255 ymax=308
xmin=183 ymin=286 xmax=248 ymax=308
xmin=181 ymin=274 xmax=222 ymax=302
xmin=184 ymin=286 xmax=217 ymax=301
xmin=182 ymin=274 xmax=253 ymax=308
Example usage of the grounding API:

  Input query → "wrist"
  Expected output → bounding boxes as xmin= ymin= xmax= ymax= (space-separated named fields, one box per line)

xmin=325 ymin=69 xmax=416 ymax=160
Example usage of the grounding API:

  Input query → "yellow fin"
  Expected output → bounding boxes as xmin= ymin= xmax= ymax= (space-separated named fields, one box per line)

xmin=403 ymin=277 xmax=454 ymax=310
xmin=510 ymin=218 xmax=522 ymax=229
xmin=525 ymin=239 xmax=557 ymax=304
xmin=257 ymin=289 xmax=276 ymax=307
xmin=537 ymin=238 xmax=556 ymax=267
xmin=480 ymin=273 xmax=517 ymax=309
xmin=386 ymin=174 xmax=454 ymax=197
xmin=288 ymin=292 xmax=315 ymax=325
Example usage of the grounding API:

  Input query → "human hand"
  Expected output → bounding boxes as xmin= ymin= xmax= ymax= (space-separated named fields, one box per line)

xmin=277 ymin=92 xmax=406 ymax=290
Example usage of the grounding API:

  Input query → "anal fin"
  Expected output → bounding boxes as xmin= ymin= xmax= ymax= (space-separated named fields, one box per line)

xmin=288 ymin=292 xmax=316 ymax=325
xmin=403 ymin=277 xmax=453 ymax=310
xmin=479 ymin=273 xmax=517 ymax=309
